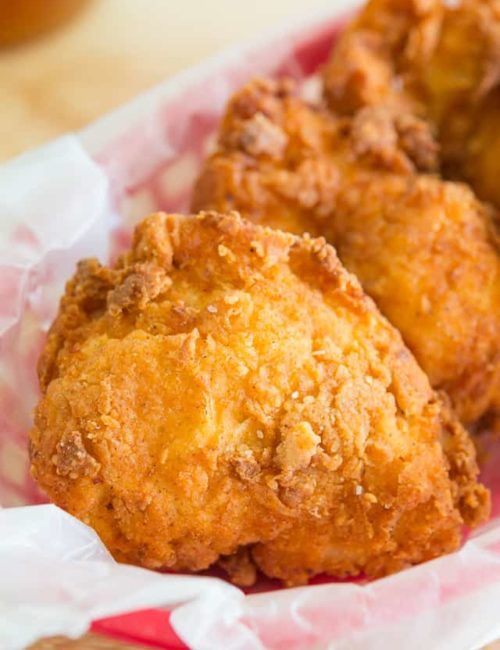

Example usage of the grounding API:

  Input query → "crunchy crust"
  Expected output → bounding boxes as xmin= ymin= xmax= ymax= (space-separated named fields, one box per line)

xmin=323 ymin=0 xmax=500 ymax=208
xmin=31 ymin=211 xmax=488 ymax=585
xmin=192 ymin=78 xmax=500 ymax=427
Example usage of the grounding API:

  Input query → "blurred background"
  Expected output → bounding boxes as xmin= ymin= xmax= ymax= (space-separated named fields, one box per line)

xmin=0 ymin=0 xmax=329 ymax=162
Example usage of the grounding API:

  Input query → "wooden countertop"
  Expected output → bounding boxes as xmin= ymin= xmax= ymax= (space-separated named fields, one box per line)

xmin=0 ymin=0 xmax=329 ymax=162
xmin=28 ymin=634 xmax=148 ymax=649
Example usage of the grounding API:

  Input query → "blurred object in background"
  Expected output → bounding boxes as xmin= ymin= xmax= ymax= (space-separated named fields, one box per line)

xmin=0 ymin=0 xmax=89 ymax=47
xmin=0 ymin=0 xmax=327 ymax=163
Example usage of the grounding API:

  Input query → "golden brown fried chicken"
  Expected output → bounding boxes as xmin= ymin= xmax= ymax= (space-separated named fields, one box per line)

xmin=324 ymin=0 xmax=500 ymax=208
xmin=30 ymin=211 xmax=488 ymax=585
xmin=192 ymin=79 xmax=500 ymax=427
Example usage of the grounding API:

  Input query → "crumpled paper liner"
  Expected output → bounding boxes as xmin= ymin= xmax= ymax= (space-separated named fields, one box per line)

xmin=0 ymin=137 xmax=111 ymax=507
xmin=1 ymin=4 xmax=499 ymax=649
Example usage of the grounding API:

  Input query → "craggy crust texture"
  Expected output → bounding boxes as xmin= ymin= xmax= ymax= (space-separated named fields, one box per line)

xmin=31 ymin=212 xmax=488 ymax=586
xmin=192 ymin=79 xmax=500 ymax=427
xmin=324 ymin=0 xmax=500 ymax=209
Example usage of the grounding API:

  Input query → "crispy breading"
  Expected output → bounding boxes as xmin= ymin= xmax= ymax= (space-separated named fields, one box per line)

xmin=324 ymin=0 xmax=500 ymax=208
xmin=30 ymin=212 xmax=488 ymax=585
xmin=192 ymin=79 xmax=500 ymax=427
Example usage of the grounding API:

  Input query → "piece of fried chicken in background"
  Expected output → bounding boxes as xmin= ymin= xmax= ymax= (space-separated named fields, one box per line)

xmin=30 ymin=212 xmax=488 ymax=586
xmin=324 ymin=0 xmax=500 ymax=210
xmin=192 ymin=78 xmax=500 ymax=430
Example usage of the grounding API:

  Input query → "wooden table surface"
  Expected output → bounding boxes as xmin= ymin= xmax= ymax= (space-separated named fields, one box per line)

xmin=0 ymin=0 xmax=329 ymax=163
xmin=28 ymin=634 xmax=149 ymax=650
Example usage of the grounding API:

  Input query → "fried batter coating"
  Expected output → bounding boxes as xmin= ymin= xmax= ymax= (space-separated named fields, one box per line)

xmin=30 ymin=212 xmax=488 ymax=585
xmin=192 ymin=79 xmax=500 ymax=427
xmin=324 ymin=0 xmax=500 ymax=208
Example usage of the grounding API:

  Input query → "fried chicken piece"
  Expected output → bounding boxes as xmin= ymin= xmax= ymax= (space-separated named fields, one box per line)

xmin=192 ymin=79 xmax=500 ymax=427
xmin=30 ymin=211 xmax=488 ymax=585
xmin=324 ymin=0 xmax=500 ymax=209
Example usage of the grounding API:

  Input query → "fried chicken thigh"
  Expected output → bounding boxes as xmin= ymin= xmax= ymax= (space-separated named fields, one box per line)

xmin=324 ymin=0 xmax=500 ymax=209
xmin=30 ymin=212 xmax=488 ymax=585
xmin=192 ymin=79 xmax=500 ymax=428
